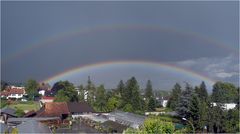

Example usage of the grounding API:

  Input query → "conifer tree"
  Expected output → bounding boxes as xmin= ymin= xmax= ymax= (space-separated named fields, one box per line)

xmin=145 ymin=80 xmax=153 ymax=99
xmin=167 ymin=83 xmax=182 ymax=110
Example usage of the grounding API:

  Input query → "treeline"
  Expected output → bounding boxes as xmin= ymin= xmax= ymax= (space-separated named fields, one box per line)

xmin=167 ymin=81 xmax=239 ymax=133
xmin=76 ymin=77 xmax=156 ymax=114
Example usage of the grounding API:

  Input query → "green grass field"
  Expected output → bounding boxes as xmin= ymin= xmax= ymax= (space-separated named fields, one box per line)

xmin=8 ymin=101 xmax=40 ymax=111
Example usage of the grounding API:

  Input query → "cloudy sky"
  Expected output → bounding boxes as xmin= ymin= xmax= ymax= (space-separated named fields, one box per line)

xmin=1 ymin=1 xmax=239 ymax=91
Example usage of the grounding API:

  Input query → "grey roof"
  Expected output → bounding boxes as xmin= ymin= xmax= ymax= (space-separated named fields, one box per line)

xmin=0 ymin=107 xmax=16 ymax=117
xmin=109 ymin=110 xmax=146 ymax=127
xmin=16 ymin=119 xmax=51 ymax=133
xmin=0 ymin=123 xmax=8 ymax=133
xmin=8 ymin=117 xmax=60 ymax=122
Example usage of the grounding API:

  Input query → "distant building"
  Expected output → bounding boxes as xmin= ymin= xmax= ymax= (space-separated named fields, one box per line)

xmin=35 ymin=102 xmax=70 ymax=120
xmin=211 ymin=102 xmax=237 ymax=110
xmin=0 ymin=87 xmax=26 ymax=99
xmin=38 ymin=83 xmax=51 ymax=96
xmin=35 ymin=102 xmax=95 ymax=119
xmin=0 ymin=107 xmax=17 ymax=123
xmin=156 ymin=96 xmax=169 ymax=108
xmin=67 ymin=102 xmax=95 ymax=118
xmin=39 ymin=96 xmax=55 ymax=107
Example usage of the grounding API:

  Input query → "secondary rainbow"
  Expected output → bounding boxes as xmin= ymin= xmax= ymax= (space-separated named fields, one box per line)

xmin=4 ymin=24 xmax=237 ymax=64
xmin=42 ymin=60 xmax=216 ymax=85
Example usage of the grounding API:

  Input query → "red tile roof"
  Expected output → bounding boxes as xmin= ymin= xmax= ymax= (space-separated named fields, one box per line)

xmin=41 ymin=96 xmax=55 ymax=100
xmin=35 ymin=102 xmax=94 ymax=117
xmin=36 ymin=102 xmax=69 ymax=117
xmin=0 ymin=88 xmax=25 ymax=96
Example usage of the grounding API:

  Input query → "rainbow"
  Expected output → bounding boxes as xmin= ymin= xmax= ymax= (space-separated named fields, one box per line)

xmin=42 ymin=60 xmax=216 ymax=86
xmin=3 ymin=24 xmax=237 ymax=63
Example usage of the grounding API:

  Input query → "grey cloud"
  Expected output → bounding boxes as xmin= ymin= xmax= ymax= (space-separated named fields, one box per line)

xmin=175 ymin=54 xmax=239 ymax=86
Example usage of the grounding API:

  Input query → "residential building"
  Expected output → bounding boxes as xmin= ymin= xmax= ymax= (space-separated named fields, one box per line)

xmin=0 ymin=107 xmax=17 ymax=123
xmin=35 ymin=102 xmax=95 ymax=119
xmin=39 ymin=96 xmax=55 ymax=107
xmin=67 ymin=102 xmax=95 ymax=118
xmin=0 ymin=87 xmax=26 ymax=99
xmin=35 ymin=102 xmax=70 ymax=120
xmin=212 ymin=102 xmax=237 ymax=110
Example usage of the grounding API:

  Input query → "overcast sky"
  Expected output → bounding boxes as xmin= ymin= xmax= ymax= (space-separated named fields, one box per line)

xmin=1 ymin=1 xmax=239 ymax=91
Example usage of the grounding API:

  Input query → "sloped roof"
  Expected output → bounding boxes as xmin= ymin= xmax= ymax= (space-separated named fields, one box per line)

xmin=17 ymin=119 xmax=51 ymax=133
xmin=36 ymin=102 xmax=69 ymax=117
xmin=0 ymin=123 xmax=8 ymax=133
xmin=24 ymin=110 xmax=36 ymax=117
xmin=0 ymin=88 xmax=25 ymax=96
xmin=110 ymin=110 xmax=146 ymax=127
xmin=67 ymin=102 xmax=95 ymax=113
xmin=41 ymin=96 xmax=55 ymax=100
xmin=0 ymin=107 xmax=17 ymax=117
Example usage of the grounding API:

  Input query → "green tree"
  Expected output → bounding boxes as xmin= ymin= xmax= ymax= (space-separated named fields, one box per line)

xmin=123 ymin=103 xmax=133 ymax=112
xmin=78 ymin=84 xmax=85 ymax=101
xmin=117 ymin=80 xmax=125 ymax=97
xmin=54 ymin=81 xmax=78 ymax=102
xmin=207 ymin=103 xmax=225 ymax=133
xmin=223 ymin=108 xmax=239 ymax=133
xmin=148 ymin=97 xmax=156 ymax=111
xmin=86 ymin=76 xmax=96 ymax=104
xmin=55 ymin=90 xmax=70 ymax=102
xmin=25 ymin=79 xmax=39 ymax=100
xmin=124 ymin=117 xmax=175 ymax=134
xmin=125 ymin=77 xmax=143 ymax=110
xmin=167 ymin=83 xmax=182 ymax=110
xmin=107 ymin=96 xmax=120 ymax=111
xmin=189 ymin=94 xmax=201 ymax=131
xmin=145 ymin=80 xmax=153 ymax=99
xmin=199 ymin=81 xmax=208 ymax=101
xmin=142 ymin=117 xmax=175 ymax=134
xmin=94 ymin=85 xmax=107 ymax=112
xmin=176 ymin=83 xmax=193 ymax=119
xmin=212 ymin=82 xmax=238 ymax=103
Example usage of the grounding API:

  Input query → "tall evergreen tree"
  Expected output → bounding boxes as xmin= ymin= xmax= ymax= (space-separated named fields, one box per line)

xmin=145 ymin=80 xmax=153 ymax=99
xmin=148 ymin=97 xmax=156 ymax=111
xmin=117 ymin=80 xmax=125 ymax=97
xmin=189 ymin=94 xmax=201 ymax=130
xmin=167 ymin=83 xmax=182 ymax=110
xmin=125 ymin=77 xmax=142 ymax=110
xmin=195 ymin=81 xmax=208 ymax=101
xmin=94 ymin=84 xmax=107 ymax=112
xmin=78 ymin=84 xmax=85 ymax=101
xmin=86 ymin=76 xmax=96 ymax=104
xmin=176 ymin=83 xmax=193 ymax=119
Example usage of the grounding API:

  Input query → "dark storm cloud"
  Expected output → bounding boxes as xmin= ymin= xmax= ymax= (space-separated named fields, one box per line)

xmin=1 ymin=1 xmax=239 ymax=88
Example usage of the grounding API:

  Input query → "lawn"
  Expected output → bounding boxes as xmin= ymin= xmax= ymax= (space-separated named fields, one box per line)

xmin=8 ymin=101 xmax=40 ymax=111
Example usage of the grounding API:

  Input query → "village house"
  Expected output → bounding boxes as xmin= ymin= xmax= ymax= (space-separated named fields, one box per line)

xmin=35 ymin=102 xmax=95 ymax=119
xmin=35 ymin=102 xmax=70 ymax=120
xmin=0 ymin=107 xmax=17 ymax=123
xmin=67 ymin=102 xmax=95 ymax=118
xmin=0 ymin=87 xmax=26 ymax=99
xmin=39 ymin=96 xmax=55 ymax=107
xmin=38 ymin=83 xmax=51 ymax=96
